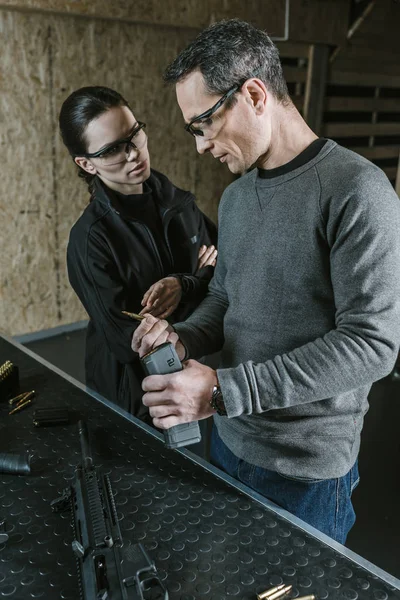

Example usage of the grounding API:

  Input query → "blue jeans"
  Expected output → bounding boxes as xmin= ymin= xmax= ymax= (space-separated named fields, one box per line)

xmin=210 ymin=427 xmax=359 ymax=544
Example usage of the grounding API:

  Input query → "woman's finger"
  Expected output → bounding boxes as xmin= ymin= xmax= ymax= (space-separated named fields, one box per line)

xmin=198 ymin=245 xmax=216 ymax=269
xmin=203 ymin=248 xmax=218 ymax=267
xmin=141 ymin=286 xmax=153 ymax=306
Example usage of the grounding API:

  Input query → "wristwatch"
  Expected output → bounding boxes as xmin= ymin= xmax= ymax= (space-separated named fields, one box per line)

xmin=210 ymin=384 xmax=227 ymax=416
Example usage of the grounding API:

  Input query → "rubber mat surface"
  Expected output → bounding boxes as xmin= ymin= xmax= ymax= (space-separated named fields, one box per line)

xmin=0 ymin=337 xmax=399 ymax=600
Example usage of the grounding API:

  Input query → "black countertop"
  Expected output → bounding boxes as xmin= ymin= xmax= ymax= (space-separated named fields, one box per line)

xmin=0 ymin=335 xmax=399 ymax=600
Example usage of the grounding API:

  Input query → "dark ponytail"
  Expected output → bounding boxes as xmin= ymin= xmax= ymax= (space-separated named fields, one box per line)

xmin=59 ymin=86 xmax=130 ymax=197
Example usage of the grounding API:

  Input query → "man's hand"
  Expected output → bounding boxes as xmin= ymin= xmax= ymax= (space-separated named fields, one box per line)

xmin=131 ymin=314 xmax=185 ymax=359
xmin=140 ymin=276 xmax=182 ymax=319
xmin=197 ymin=245 xmax=217 ymax=271
xmin=142 ymin=360 xmax=218 ymax=429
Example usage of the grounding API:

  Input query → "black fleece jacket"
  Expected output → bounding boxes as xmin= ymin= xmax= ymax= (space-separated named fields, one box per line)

xmin=67 ymin=169 xmax=217 ymax=418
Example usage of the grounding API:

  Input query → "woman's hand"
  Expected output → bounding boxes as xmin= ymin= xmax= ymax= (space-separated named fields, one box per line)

xmin=140 ymin=276 xmax=182 ymax=319
xmin=197 ymin=245 xmax=217 ymax=271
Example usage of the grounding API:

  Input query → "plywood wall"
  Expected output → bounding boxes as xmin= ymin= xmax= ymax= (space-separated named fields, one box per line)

xmin=0 ymin=0 xmax=352 ymax=44
xmin=0 ymin=8 xmax=235 ymax=335
xmin=1 ymin=0 xmax=395 ymax=336
xmin=0 ymin=0 xmax=287 ymax=36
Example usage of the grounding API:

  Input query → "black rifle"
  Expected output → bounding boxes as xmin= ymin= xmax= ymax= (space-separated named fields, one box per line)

xmin=51 ymin=420 xmax=168 ymax=600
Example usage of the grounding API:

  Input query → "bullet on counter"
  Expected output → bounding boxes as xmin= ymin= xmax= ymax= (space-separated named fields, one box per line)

xmin=261 ymin=585 xmax=286 ymax=599
xmin=257 ymin=584 xmax=286 ymax=599
xmin=257 ymin=585 xmax=292 ymax=600
xmin=268 ymin=585 xmax=293 ymax=600
xmin=9 ymin=398 xmax=33 ymax=415
xmin=0 ymin=360 xmax=13 ymax=380
xmin=8 ymin=391 xmax=28 ymax=406
xmin=8 ymin=390 xmax=35 ymax=406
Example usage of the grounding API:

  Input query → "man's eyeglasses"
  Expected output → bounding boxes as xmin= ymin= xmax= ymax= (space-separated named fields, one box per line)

xmin=184 ymin=86 xmax=239 ymax=138
xmin=184 ymin=69 xmax=263 ymax=138
xmin=82 ymin=121 xmax=147 ymax=165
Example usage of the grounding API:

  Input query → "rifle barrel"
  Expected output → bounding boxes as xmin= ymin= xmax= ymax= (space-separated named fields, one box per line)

xmin=78 ymin=420 xmax=93 ymax=469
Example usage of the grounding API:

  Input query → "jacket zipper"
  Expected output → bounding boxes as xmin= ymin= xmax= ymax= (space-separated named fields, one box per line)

xmin=112 ymin=192 xmax=194 ymax=279
xmin=161 ymin=193 xmax=193 ymax=270
xmin=141 ymin=223 xmax=164 ymax=278
xmin=161 ymin=207 xmax=174 ymax=269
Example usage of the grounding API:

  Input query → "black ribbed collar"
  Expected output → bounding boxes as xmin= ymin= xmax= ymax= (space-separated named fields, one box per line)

xmin=258 ymin=138 xmax=328 ymax=179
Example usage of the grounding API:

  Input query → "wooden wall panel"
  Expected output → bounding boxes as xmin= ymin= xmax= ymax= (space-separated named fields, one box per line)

xmin=0 ymin=0 xmax=355 ymax=43
xmin=0 ymin=11 xmax=59 ymax=336
xmin=289 ymin=0 xmax=350 ymax=45
xmin=322 ymin=0 xmax=400 ymax=191
xmin=0 ymin=0 xmax=208 ymax=28
xmin=329 ymin=69 xmax=400 ymax=89
xmin=3 ymin=0 xmax=396 ymax=335
xmin=346 ymin=0 xmax=400 ymax=54
xmin=0 ymin=0 xmax=287 ymax=35
xmin=330 ymin=0 xmax=400 ymax=75
xmin=332 ymin=44 xmax=400 ymax=77
xmin=0 ymin=9 xmax=234 ymax=335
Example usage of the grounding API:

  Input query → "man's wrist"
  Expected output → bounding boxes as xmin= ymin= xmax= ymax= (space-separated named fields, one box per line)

xmin=181 ymin=341 xmax=189 ymax=362
xmin=210 ymin=372 xmax=227 ymax=416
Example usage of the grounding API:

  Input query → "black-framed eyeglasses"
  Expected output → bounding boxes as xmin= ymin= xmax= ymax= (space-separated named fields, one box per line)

xmin=81 ymin=121 xmax=147 ymax=165
xmin=184 ymin=69 xmax=262 ymax=138
xmin=184 ymin=86 xmax=239 ymax=137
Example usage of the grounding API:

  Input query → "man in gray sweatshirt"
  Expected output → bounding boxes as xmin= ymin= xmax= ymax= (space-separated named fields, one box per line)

xmin=132 ymin=20 xmax=400 ymax=543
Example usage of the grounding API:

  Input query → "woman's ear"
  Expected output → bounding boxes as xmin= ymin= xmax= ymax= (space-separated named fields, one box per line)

xmin=74 ymin=156 xmax=97 ymax=174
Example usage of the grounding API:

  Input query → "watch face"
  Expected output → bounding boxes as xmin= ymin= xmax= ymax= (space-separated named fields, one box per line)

xmin=211 ymin=387 xmax=227 ymax=416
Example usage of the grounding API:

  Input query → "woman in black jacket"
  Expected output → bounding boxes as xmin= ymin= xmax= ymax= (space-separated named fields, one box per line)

xmin=59 ymin=86 xmax=217 ymax=420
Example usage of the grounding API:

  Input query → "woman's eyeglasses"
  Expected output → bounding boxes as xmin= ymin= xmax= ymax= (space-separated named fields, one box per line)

xmin=82 ymin=121 xmax=147 ymax=165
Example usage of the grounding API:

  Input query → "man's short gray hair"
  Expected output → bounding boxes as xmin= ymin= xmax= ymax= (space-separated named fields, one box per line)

xmin=164 ymin=19 xmax=289 ymax=103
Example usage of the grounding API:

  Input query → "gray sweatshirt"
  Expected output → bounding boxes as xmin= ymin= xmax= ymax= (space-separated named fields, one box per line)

xmin=175 ymin=140 xmax=400 ymax=479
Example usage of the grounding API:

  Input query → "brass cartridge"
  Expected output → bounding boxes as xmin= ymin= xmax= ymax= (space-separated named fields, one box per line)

xmin=9 ymin=398 xmax=33 ymax=415
xmin=258 ymin=585 xmax=292 ymax=600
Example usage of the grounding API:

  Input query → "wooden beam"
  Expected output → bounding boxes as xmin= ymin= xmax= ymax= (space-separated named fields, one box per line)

xmin=326 ymin=97 xmax=400 ymax=113
xmin=324 ymin=122 xmax=400 ymax=138
xmin=330 ymin=43 xmax=400 ymax=76
xmin=347 ymin=1 xmax=377 ymax=40
xmin=329 ymin=69 xmax=400 ymax=89
xmin=396 ymin=153 xmax=400 ymax=197
xmin=330 ymin=1 xmax=376 ymax=64
xmin=288 ymin=0 xmax=349 ymax=47
xmin=349 ymin=146 xmax=400 ymax=160
xmin=332 ymin=58 xmax=400 ymax=78
xmin=276 ymin=42 xmax=310 ymax=59
xmin=291 ymin=95 xmax=305 ymax=110
xmin=303 ymin=44 xmax=330 ymax=135
xmin=282 ymin=66 xmax=308 ymax=83
xmin=383 ymin=166 xmax=398 ymax=181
